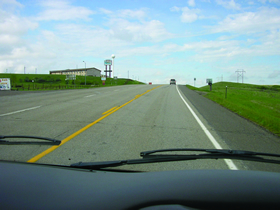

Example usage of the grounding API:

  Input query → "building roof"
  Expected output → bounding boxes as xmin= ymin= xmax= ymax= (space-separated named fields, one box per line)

xmin=50 ymin=67 xmax=101 ymax=73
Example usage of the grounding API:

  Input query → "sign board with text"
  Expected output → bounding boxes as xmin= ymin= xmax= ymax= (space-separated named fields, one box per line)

xmin=65 ymin=74 xmax=76 ymax=80
xmin=104 ymin=59 xmax=112 ymax=66
xmin=101 ymin=75 xmax=106 ymax=81
xmin=0 ymin=78 xmax=11 ymax=90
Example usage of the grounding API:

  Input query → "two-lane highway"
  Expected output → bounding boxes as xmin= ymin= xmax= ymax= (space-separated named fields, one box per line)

xmin=1 ymin=85 xmax=280 ymax=172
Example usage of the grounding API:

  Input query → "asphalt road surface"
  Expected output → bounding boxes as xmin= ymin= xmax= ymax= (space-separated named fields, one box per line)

xmin=1 ymin=85 xmax=280 ymax=172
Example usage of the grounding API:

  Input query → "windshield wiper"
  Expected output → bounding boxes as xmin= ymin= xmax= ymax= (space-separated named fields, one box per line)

xmin=140 ymin=148 xmax=280 ymax=158
xmin=0 ymin=135 xmax=61 ymax=145
xmin=70 ymin=148 xmax=280 ymax=170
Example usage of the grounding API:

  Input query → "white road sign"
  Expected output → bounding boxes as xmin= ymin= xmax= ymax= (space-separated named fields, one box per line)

xmin=0 ymin=78 xmax=11 ymax=90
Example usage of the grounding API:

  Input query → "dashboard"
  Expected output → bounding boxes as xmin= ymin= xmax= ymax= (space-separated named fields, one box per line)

xmin=1 ymin=161 xmax=280 ymax=210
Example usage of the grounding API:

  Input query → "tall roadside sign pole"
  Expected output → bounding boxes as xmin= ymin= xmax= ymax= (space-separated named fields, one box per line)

xmin=111 ymin=54 xmax=115 ymax=78
xmin=104 ymin=59 xmax=112 ymax=78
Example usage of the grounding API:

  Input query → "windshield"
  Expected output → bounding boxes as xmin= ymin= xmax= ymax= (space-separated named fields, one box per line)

xmin=0 ymin=0 xmax=280 ymax=173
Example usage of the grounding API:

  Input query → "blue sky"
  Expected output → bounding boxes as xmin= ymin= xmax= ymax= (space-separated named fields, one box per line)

xmin=1 ymin=0 xmax=280 ymax=86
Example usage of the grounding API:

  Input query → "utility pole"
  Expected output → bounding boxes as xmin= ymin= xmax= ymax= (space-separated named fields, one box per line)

xmin=235 ymin=69 xmax=245 ymax=83
xmin=83 ymin=61 xmax=86 ymax=85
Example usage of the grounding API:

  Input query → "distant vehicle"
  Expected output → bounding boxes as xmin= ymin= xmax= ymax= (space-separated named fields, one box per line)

xmin=170 ymin=79 xmax=176 ymax=85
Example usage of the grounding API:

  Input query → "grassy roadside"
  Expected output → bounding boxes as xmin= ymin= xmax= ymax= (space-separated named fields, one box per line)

xmin=0 ymin=73 xmax=144 ymax=90
xmin=186 ymin=82 xmax=280 ymax=137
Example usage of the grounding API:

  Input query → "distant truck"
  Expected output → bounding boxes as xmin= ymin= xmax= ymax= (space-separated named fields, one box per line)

xmin=170 ymin=79 xmax=176 ymax=85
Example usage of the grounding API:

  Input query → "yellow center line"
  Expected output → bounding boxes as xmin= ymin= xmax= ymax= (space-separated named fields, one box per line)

xmin=102 ymin=106 xmax=118 ymax=115
xmin=27 ymin=85 xmax=162 ymax=163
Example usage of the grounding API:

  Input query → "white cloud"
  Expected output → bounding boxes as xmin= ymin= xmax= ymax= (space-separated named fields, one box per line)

xmin=99 ymin=8 xmax=112 ymax=15
xmin=170 ymin=6 xmax=180 ymax=12
xmin=183 ymin=29 xmax=280 ymax=62
xmin=183 ymin=40 xmax=240 ymax=50
xmin=36 ymin=0 xmax=94 ymax=21
xmin=0 ymin=34 xmax=19 ymax=45
xmin=211 ymin=7 xmax=280 ymax=34
xmin=53 ymin=23 xmax=129 ymax=51
xmin=100 ymin=8 xmax=148 ymax=20
xmin=101 ymin=8 xmax=173 ymax=43
xmin=215 ymin=0 xmax=241 ymax=10
xmin=181 ymin=40 xmax=244 ymax=63
xmin=188 ymin=0 xmax=196 ymax=7
xmin=171 ymin=6 xmax=200 ymax=23
xmin=181 ymin=7 xmax=200 ymax=23
xmin=108 ymin=18 xmax=173 ymax=42
xmin=116 ymin=38 xmax=245 ymax=60
xmin=0 ymin=40 xmax=57 ymax=74
xmin=119 ymin=45 xmax=161 ymax=57
xmin=268 ymin=70 xmax=280 ymax=78
xmin=99 ymin=8 xmax=148 ymax=21
xmin=0 ymin=9 xmax=38 ymax=55
xmin=0 ymin=0 xmax=23 ymax=8
xmin=0 ymin=11 xmax=38 ymax=35
xmin=118 ymin=9 xmax=147 ymax=20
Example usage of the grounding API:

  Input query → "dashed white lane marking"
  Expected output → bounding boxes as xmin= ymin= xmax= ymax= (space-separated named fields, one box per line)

xmin=0 ymin=106 xmax=41 ymax=117
xmin=85 ymin=94 xmax=96 ymax=98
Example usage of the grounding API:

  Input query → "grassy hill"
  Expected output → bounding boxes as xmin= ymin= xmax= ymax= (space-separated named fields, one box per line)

xmin=187 ymin=82 xmax=280 ymax=137
xmin=0 ymin=73 xmax=144 ymax=90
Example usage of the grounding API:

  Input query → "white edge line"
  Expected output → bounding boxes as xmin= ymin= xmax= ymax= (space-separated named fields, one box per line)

xmin=0 ymin=106 xmax=41 ymax=117
xmin=85 ymin=94 xmax=96 ymax=98
xmin=176 ymin=85 xmax=238 ymax=170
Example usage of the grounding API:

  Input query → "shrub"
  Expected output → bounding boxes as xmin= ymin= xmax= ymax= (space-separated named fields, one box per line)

xmin=37 ymin=78 xmax=46 ymax=83
xmin=79 ymin=81 xmax=93 ymax=85
xmin=24 ymin=77 xmax=31 ymax=82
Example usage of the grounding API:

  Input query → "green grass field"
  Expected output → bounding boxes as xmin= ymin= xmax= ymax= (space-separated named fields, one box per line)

xmin=0 ymin=73 xmax=144 ymax=90
xmin=187 ymin=82 xmax=280 ymax=136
